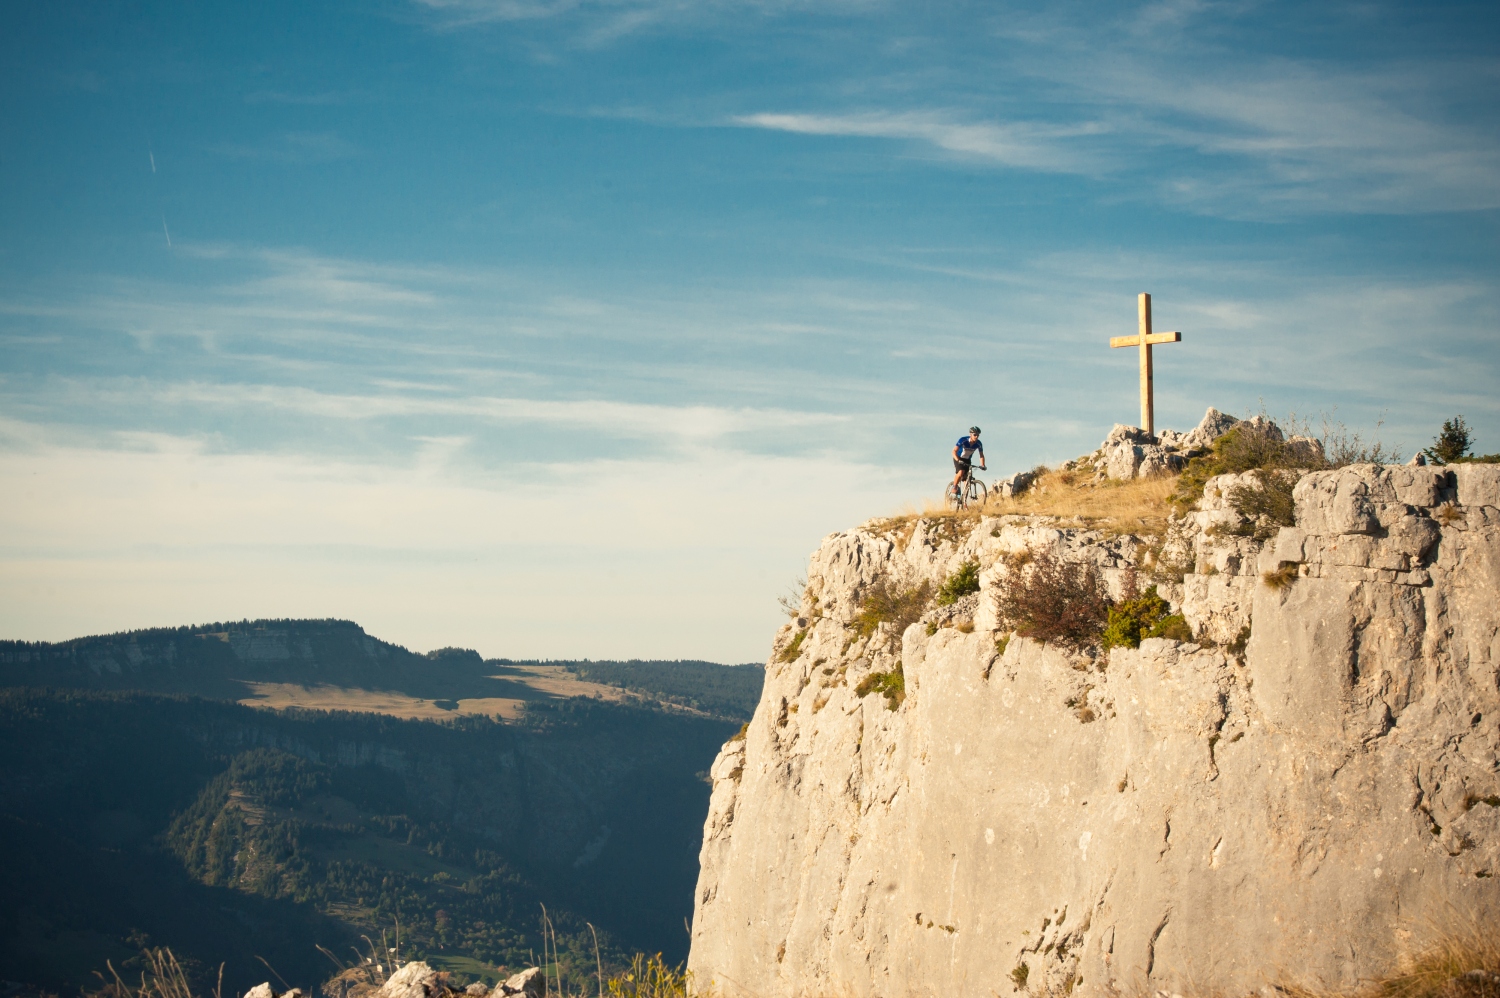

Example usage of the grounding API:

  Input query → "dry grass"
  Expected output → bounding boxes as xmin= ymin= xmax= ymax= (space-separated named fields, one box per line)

xmin=877 ymin=471 xmax=1180 ymax=538
xmin=91 ymin=949 xmax=220 ymax=998
xmin=1262 ymin=563 xmax=1299 ymax=590
xmin=984 ymin=471 xmax=1180 ymax=534
xmin=1275 ymin=923 xmax=1500 ymax=998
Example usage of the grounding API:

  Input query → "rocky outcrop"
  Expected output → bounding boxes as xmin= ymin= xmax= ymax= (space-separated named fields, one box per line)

xmin=1079 ymin=407 xmax=1324 ymax=481
xmin=314 ymin=963 xmax=543 ymax=998
xmin=688 ymin=464 xmax=1500 ymax=997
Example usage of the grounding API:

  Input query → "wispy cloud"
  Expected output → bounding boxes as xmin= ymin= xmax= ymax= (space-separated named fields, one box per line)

xmin=732 ymin=111 xmax=1107 ymax=173
xmin=211 ymin=131 xmax=360 ymax=163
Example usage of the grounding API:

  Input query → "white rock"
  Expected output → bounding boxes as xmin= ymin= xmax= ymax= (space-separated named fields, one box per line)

xmin=246 ymin=985 xmax=276 ymax=998
xmin=493 ymin=968 xmax=543 ymax=998
xmin=378 ymin=963 xmax=440 ymax=998
xmin=689 ymin=462 xmax=1500 ymax=998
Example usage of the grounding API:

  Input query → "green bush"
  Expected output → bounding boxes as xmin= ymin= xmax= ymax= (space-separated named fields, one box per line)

xmin=1149 ymin=613 xmax=1193 ymax=642
xmin=854 ymin=662 xmax=905 ymax=710
xmin=853 ymin=577 xmax=933 ymax=640
xmin=776 ymin=630 xmax=806 ymax=663
xmin=1172 ymin=424 xmax=1297 ymax=511
xmin=935 ymin=560 xmax=981 ymax=606
xmin=1100 ymin=585 xmax=1188 ymax=650
xmin=1227 ymin=470 xmax=1298 ymax=538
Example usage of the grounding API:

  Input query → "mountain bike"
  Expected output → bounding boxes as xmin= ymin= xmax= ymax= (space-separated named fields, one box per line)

xmin=946 ymin=464 xmax=987 ymax=510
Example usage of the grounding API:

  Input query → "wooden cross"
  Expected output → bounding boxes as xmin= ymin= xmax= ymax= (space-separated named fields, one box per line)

xmin=1109 ymin=293 xmax=1182 ymax=436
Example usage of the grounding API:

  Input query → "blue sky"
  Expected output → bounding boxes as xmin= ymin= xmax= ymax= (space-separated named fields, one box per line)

xmin=2 ymin=0 xmax=1497 ymax=661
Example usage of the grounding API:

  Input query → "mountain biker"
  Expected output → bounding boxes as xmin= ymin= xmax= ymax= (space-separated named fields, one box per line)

xmin=951 ymin=426 xmax=986 ymax=499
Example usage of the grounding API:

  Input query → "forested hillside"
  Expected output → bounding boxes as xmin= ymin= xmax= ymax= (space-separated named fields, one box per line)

xmin=0 ymin=686 xmax=736 ymax=997
xmin=555 ymin=660 xmax=763 ymax=720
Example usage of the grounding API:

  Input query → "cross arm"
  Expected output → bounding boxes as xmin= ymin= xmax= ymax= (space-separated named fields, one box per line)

xmin=1111 ymin=332 xmax=1181 ymax=348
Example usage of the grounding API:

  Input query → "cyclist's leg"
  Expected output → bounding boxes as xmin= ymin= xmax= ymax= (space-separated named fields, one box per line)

xmin=952 ymin=458 xmax=970 ymax=489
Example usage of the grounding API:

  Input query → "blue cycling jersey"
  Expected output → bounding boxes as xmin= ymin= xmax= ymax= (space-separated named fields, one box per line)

xmin=955 ymin=436 xmax=984 ymax=461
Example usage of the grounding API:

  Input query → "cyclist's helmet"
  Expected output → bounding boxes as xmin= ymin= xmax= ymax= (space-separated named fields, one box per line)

xmin=970 ymin=426 xmax=982 ymax=435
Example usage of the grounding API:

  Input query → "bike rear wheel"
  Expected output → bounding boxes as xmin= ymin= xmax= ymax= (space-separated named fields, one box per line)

xmin=946 ymin=481 xmax=965 ymax=510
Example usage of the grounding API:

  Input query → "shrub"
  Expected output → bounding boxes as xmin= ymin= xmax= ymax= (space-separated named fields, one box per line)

xmin=1227 ymin=470 xmax=1299 ymax=538
xmin=1149 ymin=613 xmax=1192 ymax=642
xmin=853 ymin=577 xmax=933 ymax=640
xmin=777 ymin=630 xmax=806 ymax=663
xmin=1101 ymin=585 xmax=1173 ymax=650
xmin=936 ymin=560 xmax=981 ymax=605
xmin=1172 ymin=423 xmax=1297 ymax=511
xmin=1319 ymin=413 xmax=1398 ymax=467
xmin=854 ymin=662 xmax=905 ymax=710
xmin=1011 ymin=964 xmax=1030 ymax=988
xmin=1425 ymin=416 xmax=1472 ymax=465
xmin=994 ymin=549 xmax=1110 ymax=649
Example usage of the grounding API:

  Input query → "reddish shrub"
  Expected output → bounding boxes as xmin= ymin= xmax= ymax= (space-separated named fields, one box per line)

xmin=994 ymin=549 xmax=1110 ymax=649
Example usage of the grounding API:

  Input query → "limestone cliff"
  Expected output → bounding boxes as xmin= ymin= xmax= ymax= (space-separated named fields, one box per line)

xmin=688 ymin=461 xmax=1500 ymax=996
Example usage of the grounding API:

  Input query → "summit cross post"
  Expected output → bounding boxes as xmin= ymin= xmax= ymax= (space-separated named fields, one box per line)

xmin=1109 ymin=292 xmax=1182 ymax=436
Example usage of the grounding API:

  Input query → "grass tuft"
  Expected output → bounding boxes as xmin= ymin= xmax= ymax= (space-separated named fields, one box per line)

xmin=603 ymin=952 xmax=690 ymax=998
xmin=854 ymin=663 xmax=905 ymax=710
xmin=1263 ymin=563 xmax=1299 ymax=590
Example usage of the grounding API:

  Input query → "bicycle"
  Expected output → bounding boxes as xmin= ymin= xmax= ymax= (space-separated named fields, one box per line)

xmin=946 ymin=463 xmax=988 ymax=510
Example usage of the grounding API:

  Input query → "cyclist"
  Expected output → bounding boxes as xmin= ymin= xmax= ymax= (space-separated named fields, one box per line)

xmin=951 ymin=426 xmax=987 ymax=500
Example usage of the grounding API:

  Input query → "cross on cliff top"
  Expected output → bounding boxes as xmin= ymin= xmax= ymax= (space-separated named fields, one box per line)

xmin=1109 ymin=293 xmax=1182 ymax=436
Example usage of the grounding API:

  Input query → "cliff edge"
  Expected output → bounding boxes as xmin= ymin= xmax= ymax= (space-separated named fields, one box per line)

xmin=688 ymin=441 xmax=1500 ymax=996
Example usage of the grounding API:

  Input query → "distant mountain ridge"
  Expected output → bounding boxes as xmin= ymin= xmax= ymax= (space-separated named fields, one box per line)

xmin=0 ymin=618 xmax=479 ymax=699
xmin=0 ymin=620 xmax=763 ymax=720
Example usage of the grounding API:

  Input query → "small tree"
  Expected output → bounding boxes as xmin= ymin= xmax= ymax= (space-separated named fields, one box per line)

xmin=1425 ymin=416 xmax=1472 ymax=465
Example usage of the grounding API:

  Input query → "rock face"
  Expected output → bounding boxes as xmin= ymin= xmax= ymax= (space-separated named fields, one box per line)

xmin=687 ymin=464 xmax=1500 ymax=997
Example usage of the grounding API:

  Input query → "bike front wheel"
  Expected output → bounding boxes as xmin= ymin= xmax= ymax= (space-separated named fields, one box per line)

xmin=966 ymin=478 xmax=988 ymax=507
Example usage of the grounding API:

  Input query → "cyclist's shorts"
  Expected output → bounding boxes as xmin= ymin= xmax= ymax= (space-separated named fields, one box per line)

xmin=954 ymin=458 xmax=971 ymax=474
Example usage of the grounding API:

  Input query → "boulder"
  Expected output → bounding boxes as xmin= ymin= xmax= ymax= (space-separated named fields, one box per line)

xmin=991 ymin=469 xmax=1036 ymax=499
xmin=1161 ymin=406 xmax=1240 ymax=454
xmin=493 ymin=968 xmax=544 ymax=998
xmin=1098 ymin=424 xmax=1183 ymax=480
xmin=378 ymin=964 xmax=441 ymax=998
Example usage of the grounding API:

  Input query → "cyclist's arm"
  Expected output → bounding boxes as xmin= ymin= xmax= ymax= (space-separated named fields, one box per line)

xmin=978 ymin=443 xmax=987 ymax=470
xmin=952 ymin=444 xmax=962 ymax=461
